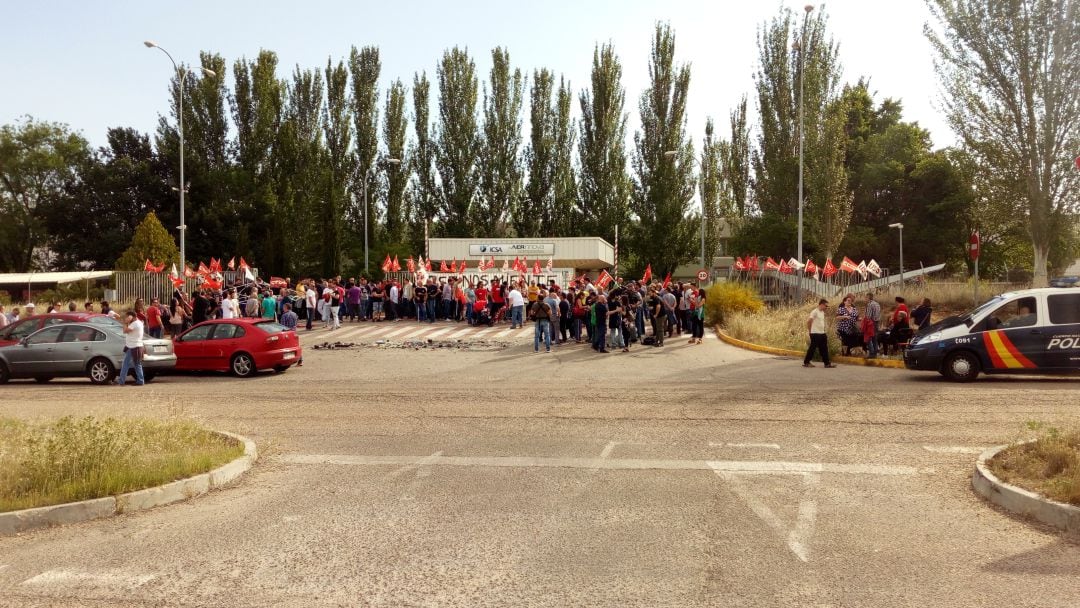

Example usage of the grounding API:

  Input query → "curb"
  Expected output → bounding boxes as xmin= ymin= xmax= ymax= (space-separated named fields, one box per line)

xmin=714 ymin=327 xmax=905 ymax=369
xmin=972 ymin=444 xmax=1080 ymax=538
xmin=0 ymin=431 xmax=257 ymax=537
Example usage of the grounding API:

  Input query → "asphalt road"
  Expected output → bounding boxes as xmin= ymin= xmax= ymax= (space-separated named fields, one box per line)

xmin=0 ymin=324 xmax=1078 ymax=607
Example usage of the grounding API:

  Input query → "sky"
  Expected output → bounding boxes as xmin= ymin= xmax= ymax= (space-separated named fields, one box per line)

xmin=0 ymin=0 xmax=955 ymax=152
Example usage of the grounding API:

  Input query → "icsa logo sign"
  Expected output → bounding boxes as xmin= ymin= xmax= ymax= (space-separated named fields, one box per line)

xmin=478 ymin=245 xmax=503 ymax=254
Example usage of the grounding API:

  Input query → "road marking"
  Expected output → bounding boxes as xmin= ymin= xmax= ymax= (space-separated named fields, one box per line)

xmin=494 ymin=328 xmax=516 ymax=338
xmin=380 ymin=326 xmax=416 ymax=339
xmin=922 ymin=445 xmax=988 ymax=454
xmin=0 ymin=564 xmax=9 ymax=572
xmin=277 ymin=454 xmax=920 ymax=476
xmin=598 ymin=441 xmax=618 ymax=459
xmin=811 ymin=444 xmax=825 ymax=450
xmin=446 ymin=328 xmax=473 ymax=339
xmin=20 ymin=570 xmax=156 ymax=589
xmin=424 ymin=328 xmax=453 ymax=340
xmin=714 ymin=469 xmax=819 ymax=563
xmin=386 ymin=451 xmax=443 ymax=480
xmin=710 ymin=442 xmax=782 ymax=450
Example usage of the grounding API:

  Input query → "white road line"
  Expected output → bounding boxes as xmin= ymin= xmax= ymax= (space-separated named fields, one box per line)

xmin=376 ymin=326 xmax=415 ymax=339
xmin=400 ymin=326 xmax=436 ymax=340
xmin=599 ymin=441 xmax=618 ymax=459
xmin=0 ymin=564 xmax=9 ymax=572
xmin=277 ymin=454 xmax=920 ymax=475
xmin=387 ymin=451 xmax=444 ymax=480
xmin=424 ymin=328 xmax=453 ymax=339
xmin=710 ymin=442 xmax=782 ymax=450
xmin=21 ymin=570 xmax=156 ymax=589
xmin=494 ymin=328 xmax=516 ymax=338
xmin=922 ymin=445 xmax=989 ymax=454
xmin=714 ymin=470 xmax=819 ymax=563
xmin=445 ymin=328 xmax=474 ymax=340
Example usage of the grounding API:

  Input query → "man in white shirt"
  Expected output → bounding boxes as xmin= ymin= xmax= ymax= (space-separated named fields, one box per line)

xmin=305 ymin=282 xmax=317 ymax=330
xmin=507 ymin=283 xmax=525 ymax=328
xmin=117 ymin=310 xmax=146 ymax=386
xmin=388 ymin=282 xmax=400 ymax=322
xmin=221 ymin=289 xmax=237 ymax=319
xmin=0 ymin=305 xmax=7 ymax=328
xmin=803 ymin=299 xmax=836 ymax=368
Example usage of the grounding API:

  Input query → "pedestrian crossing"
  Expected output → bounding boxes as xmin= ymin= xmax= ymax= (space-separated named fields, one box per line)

xmin=298 ymin=321 xmax=718 ymax=346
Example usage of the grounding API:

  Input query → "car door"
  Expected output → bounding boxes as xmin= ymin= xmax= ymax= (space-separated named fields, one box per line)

xmin=55 ymin=325 xmax=108 ymax=374
xmin=974 ymin=295 xmax=1042 ymax=371
xmin=1044 ymin=292 xmax=1080 ymax=370
xmin=172 ymin=323 xmax=214 ymax=370
xmin=207 ymin=323 xmax=244 ymax=370
xmin=8 ymin=326 xmax=66 ymax=376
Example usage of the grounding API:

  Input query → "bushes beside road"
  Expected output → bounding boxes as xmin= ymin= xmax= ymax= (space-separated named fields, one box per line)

xmin=0 ymin=416 xmax=243 ymax=512
xmin=989 ymin=425 xmax=1080 ymax=507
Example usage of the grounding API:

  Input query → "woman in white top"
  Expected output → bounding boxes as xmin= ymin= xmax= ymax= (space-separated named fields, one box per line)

xmin=117 ymin=310 xmax=146 ymax=385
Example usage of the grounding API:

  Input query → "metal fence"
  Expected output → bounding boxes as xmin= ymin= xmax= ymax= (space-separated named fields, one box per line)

xmin=112 ymin=270 xmax=257 ymax=304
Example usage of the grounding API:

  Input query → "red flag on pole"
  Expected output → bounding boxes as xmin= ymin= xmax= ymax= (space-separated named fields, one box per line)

xmin=184 ymin=265 xmax=196 ymax=278
xmin=662 ymin=272 xmax=672 ymax=288
xmin=407 ymin=257 xmax=416 ymax=273
xmin=197 ymin=262 xmax=210 ymax=276
xmin=512 ymin=256 xmax=521 ymax=272
xmin=778 ymin=259 xmax=792 ymax=274
xmin=733 ymin=258 xmax=746 ymax=271
xmin=381 ymin=255 xmax=392 ymax=273
xmin=764 ymin=257 xmax=780 ymax=271
xmin=144 ymin=259 xmax=155 ymax=272
xmin=210 ymin=257 xmax=222 ymax=273
xmin=823 ymin=259 xmax=838 ymax=278
xmin=533 ymin=260 xmax=541 ymax=275
xmin=459 ymin=260 xmax=467 ymax=274
xmin=642 ymin=263 xmax=652 ymax=283
xmin=805 ymin=259 xmax=818 ymax=275
xmin=392 ymin=256 xmax=401 ymax=272
xmin=439 ymin=259 xmax=449 ymax=272
xmin=596 ymin=269 xmax=614 ymax=289
xmin=227 ymin=257 xmax=236 ymax=270
xmin=840 ymin=257 xmax=859 ymax=274
xmin=239 ymin=257 xmax=250 ymax=271
xmin=425 ymin=258 xmax=432 ymax=272
xmin=450 ymin=257 xmax=458 ymax=273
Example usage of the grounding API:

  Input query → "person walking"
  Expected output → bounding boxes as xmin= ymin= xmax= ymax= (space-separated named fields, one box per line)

xmin=804 ymin=299 xmax=836 ymax=368
xmin=690 ymin=289 xmax=706 ymax=344
xmin=116 ymin=310 xmax=145 ymax=386
xmin=508 ymin=282 xmax=525 ymax=328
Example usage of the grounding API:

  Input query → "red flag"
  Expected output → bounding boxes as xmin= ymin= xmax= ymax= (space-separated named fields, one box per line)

xmin=733 ymin=258 xmax=746 ymax=271
xmin=512 ymin=256 xmax=521 ymax=272
xmin=764 ymin=257 xmax=780 ymax=271
xmin=171 ymin=276 xmax=185 ymax=289
xmin=144 ymin=259 xmax=155 ymax=272
xmin=210 ymin=257 xmax=222 ymax=273
xmin=459 ymin=260 xmax=467 ymax=274
xmin=662 ymin=272 xmax=672 ymax=288
xmin=533 ymin=260 xmax=541 ymax=275
xmin=805 ymin=259 xmax=818 ymax=275
xmin=596 ymin=269 xmax=614 ymax=289
xmin=439 ymin=259 xmax=449 ymax=272
xmin=382 ymin=255 xmax=393 ymax=273
xmin=203 ymin=277 xmax=222 ymax=290
xmin=239 ymin=257 xmax=250 ymax=271
xmin=406 ymin=257 xmax=416 ymax=273
xmin=392 ymin=256 xmax=401 ymax=272
xmin=840 ymin=256 xmax=859 ymax=274
xmin=269 ymin=276 xmax=287 ymax=288
xmin=425 ymin=258 xmax=432 ymax=272
xmin=642 ymin=263 xmax=653 ymax=283
xmin=823 ymin=259 xmax=838 ymax=278
xmin=779 ymin=259 xmax=792 ymax=274
xmin=227 ymin=257 xmax=236 ymax=270
xmin=197 ymin=261 xmax=210 ymax=276
xmin=183 ymin=265 xmax=196 ymax=278
xmin=451 ymin=257 xmax=458 ymax=273
xmin=521 ymin=257 xmax=529 ymax=273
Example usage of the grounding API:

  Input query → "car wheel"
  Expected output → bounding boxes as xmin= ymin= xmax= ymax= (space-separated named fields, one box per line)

xmin=230 ymin=352 xmax=255 ymax=378
xmin=88 ymin=357 xmax=117 ymax=385
xmin=273 ymin=365 xmax=289 ymax=373
xmin=0 ymin=362 xmax=9 ymax=384
xmin=34 ymin=376 xmax=54 ymax=384
xmin=943 ymin=351 xmax=980 ymax=382
xmin=142 ymin=371 xmax=156 ymax=383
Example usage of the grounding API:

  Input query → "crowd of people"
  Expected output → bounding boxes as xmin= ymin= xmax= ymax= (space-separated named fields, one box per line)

xmin=804 ymin=291 xmax=933 ymax=367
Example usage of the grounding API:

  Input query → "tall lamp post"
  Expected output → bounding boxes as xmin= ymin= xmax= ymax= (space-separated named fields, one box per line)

xmin=795 ymin=4 xmax=814 ymax=301
xmin=144 ymin=41 xmax=216 ymax=272
xmin=889 ymin=222 xmax=904 ymax=286
xmin=359 ymin=158 xmax=401 ymax=275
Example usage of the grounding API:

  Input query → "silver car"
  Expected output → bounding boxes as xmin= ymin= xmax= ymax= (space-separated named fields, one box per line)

xmin=0 ymin=322 xmax=176 ymax=385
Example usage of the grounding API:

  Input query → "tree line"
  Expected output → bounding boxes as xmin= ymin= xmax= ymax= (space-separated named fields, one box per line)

xmin=1 ymin=2 xmax=1075 ymax=284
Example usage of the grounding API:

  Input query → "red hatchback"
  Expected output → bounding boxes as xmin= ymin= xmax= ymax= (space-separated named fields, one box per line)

xmin=172 ymin=318 xmax=301 ymax=377
xmin=0 ymin=313 xmax=122 ymax=347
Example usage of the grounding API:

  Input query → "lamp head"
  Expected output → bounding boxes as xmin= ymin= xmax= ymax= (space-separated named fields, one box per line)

xmin=888 ymin=223 xmax=904 ymax=229
xmin=804 ymin=4 xmax=815 ymax=13
xmin=143 ymin=40 xmax=157 ymax=48
xmin=201 ymin=67 xmax=217 ymax=77
xmin=663 ymin=150 xmax=677 ymax=158
xmin=386 ymin=158 xmax=401 ymax=165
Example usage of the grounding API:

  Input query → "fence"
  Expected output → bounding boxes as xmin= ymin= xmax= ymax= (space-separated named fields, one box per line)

xmin=112 ymin=270 xmax=258 ymax=305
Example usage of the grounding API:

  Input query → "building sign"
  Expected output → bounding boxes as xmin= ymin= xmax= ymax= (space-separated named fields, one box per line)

xmin=468 ymin=243 xmax=555 ymax=257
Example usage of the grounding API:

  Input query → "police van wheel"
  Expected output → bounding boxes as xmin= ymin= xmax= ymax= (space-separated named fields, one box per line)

xmin=943 ymin=351 xmax=980 ymax=382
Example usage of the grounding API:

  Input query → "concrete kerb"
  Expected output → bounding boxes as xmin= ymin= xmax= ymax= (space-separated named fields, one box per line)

xmin=972 ymin=444 xmax=1080 ymax=539
xmin=0 ymin=431 xmax=257 ymax=537
xmin=714 ymin=326 xmax=906 ymax=369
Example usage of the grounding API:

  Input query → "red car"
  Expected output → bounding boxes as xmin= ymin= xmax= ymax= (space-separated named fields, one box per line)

xmin=0 ymin=313 xmax=123 ymax=347
xmin=172 ymin=318 xmax=301 ymax=377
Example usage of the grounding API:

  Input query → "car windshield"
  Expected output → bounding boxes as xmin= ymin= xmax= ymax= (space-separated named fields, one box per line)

xmin=961 ymin=295 xmax=1006 ymax=323
xmin=254 ymin=321 xmax=287 ymax=334
xmin=89 ymin=316 xmax=124 ymax=334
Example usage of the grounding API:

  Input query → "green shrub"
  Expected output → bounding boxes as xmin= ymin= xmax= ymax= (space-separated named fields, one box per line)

xmin=705 ymin=281 xmax=764 ymax=326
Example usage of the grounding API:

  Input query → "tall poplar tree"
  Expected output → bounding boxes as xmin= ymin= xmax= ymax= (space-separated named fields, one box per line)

xmin=435 ymin=47 xmax=480 ymax=237
xmin=407 ymin=71 xmax=439 ymax=251
xmin=722 ymin=96 xmax=751 ymax=219
xmin=383 ymin=79 xmax=409 ymax=244
xmin=278 ymin=66 xmax=326 ymax=275
xmin=322 ymin=58 xmax=352 ymax=276
xmin=926 ymin=0 xmax=1080 ymax=286
xmin=699 ymin=118 xmax=725 ymax=263
xmin=348 ymin=45 xmax=381 ymax=249
xmin=630 ymin=24 xmax=697 ymax=275
xmin=551 ymin=77 xmax=578 ymax=236
xmin=577 ymin=43 xmax=631 ymax=245
xmin=522 ymin=68 xmax=555 ymax=237
xmin=476 ymin=47 xmax=524 ymax=237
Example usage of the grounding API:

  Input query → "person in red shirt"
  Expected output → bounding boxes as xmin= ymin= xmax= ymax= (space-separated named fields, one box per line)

xmin=889 ymin=296 xmax=909 ymax=326
xmin=489 ymin=279 xmax=505 ymax=321
xmin=146 ymin=297 xmax=164 ymax=339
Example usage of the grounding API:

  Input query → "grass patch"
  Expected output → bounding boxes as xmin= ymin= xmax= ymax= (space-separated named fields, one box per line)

xmin=0 ymin=416 xmax=244 ymax=513
xmin=988 ymin=424 xmax=1080 ymax=507
xmin=722 ymin=280 xmax=1016 ymax=357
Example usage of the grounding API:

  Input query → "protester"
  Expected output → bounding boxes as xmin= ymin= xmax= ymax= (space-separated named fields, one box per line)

xmin=690 ymin=288 xmax=706 ymax=344
xmin=0 ymin=305 xmax=7 ymax=329
xmin=508 ymin=282 xmax=525 ymax=329
xmin=146 ymin=297 xmax=164 ymax=339
xmin=836 ymin=294 xmax=862 ymax=356
xmin=647 ymin=288 xmax=665 ymax=347
xmin=911 ymin=298 xmax=933 ymax=331
xmin=116 ymin=310 xmax=145 ymax=386
xmin=863 ymin=292 xmax=881 ymax=359
xmin=592 ymin=294 xmax=610 ymax=353
xmin=262 ymin=290 xmax=277 ymax=320
xmin=804 ymin=299 xmax=836 ymax=368
xmin=530 ymin=290 xmax=553 ymax=353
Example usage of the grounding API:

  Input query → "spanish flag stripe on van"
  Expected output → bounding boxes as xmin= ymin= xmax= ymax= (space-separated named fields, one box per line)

xmin=986 ymin=331 xmax=1036 ymax=369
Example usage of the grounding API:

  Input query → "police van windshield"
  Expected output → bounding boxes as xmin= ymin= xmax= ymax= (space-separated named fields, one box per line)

xmin=962 ymin=295 xmax=1006 ymax=324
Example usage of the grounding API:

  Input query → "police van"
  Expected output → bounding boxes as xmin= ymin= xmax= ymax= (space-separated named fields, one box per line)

xmin=904 ymin=288 xmax=1080 ymax=381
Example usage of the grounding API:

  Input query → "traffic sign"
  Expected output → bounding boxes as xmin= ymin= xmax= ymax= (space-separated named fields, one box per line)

xmin=969 ymin=231 xmax=980 ymax=260
xmin=696 ymin=269 xmax=710 ymax=282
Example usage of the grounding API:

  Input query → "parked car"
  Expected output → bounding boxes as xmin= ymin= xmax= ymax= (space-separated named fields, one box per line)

xmin=0 ymin=313 xmax=122 ymax=347
xmin=904 ymin=287 xmax=1080 ymax=381
xmin=172 ymin=318 xmax=301 ymax=377
xmin=1049 ymin=276 xmax=1079 ymax=288
xmin=0 ymin=322 xmax=176 ymax=384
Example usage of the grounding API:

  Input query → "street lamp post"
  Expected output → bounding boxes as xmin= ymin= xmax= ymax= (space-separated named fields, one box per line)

xmin=889 ymin=222 xmax=904 ymax=286
xmin=144 ymin=41 xmax=216 ymax=272
xmin=795 ymin=4 xmax=814 ymax=302
xmin=359 ymin=158 xmax=401 ymax=275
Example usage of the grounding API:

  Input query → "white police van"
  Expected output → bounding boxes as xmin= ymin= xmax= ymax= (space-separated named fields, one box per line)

xmin=904 ymin=288 xmax=1080 ymax=381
